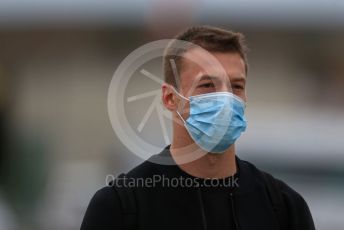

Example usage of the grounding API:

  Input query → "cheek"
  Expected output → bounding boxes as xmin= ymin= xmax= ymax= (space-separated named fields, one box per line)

xmin=180 ymin=102 xmax=190 ymax=116
xmin=234 ymin=91 xmax=247 ymax=102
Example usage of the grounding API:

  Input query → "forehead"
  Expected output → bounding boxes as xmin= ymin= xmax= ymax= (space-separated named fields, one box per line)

xmin=180 ymin=48 xmax=246 ymax=85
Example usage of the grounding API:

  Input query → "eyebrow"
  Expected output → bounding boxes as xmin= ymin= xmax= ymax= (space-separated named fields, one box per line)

xmin=196 ymin=74 xmax=246 ymax=84
xmin=231 ymin=76 xmax=246 ymax=83
xmin=195 ymin=74 xmax=224 ymax=83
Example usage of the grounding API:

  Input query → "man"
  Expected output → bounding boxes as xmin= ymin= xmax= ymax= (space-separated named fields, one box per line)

xmin=81 ymin=26 xmax=315 ymax=230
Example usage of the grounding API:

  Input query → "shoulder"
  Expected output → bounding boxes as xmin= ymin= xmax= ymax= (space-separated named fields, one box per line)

xmin=80 ymin=186 xmax=124 ymax=230
xmin=264 ymin=173 xmax=312 ymax=218
xmin=80 ymin=157 xmax=161 ymax=229
xmin=126 ymin=159 xmax=160 ymax=178
xmin=274 ymin=178 xmax=308 ymax=207
xmin=238 ymin=158 xmax=315 ymax=229
xmin=239 ymin=158 xmax=310 ymax=207
xmin=265 ymin=173 xmax=315 ymax=229
xmin=80 ymin=156 xmax=161 ymax=229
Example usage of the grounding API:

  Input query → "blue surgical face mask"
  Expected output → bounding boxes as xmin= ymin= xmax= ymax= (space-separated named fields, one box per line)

xmin=173 ymin=88 xmax=247 ymax=153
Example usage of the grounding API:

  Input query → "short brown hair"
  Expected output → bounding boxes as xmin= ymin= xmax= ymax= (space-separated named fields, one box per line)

xmin=163 ymin=25 xmax=248 ymax=88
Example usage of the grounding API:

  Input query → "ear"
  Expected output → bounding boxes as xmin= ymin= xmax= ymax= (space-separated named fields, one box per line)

xmin=161 ymin=83 xmax=177 ymax=111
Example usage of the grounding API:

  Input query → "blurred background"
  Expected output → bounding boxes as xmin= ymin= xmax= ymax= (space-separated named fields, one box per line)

xmin=0 ymin=0 xmax=344 ymax=229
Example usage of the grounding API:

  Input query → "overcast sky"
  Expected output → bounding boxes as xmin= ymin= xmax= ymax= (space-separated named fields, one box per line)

xmin=0 ymin=0 xmax=343 ymax=28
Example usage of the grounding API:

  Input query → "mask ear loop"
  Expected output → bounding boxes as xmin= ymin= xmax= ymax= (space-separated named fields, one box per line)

xmin=176 ymin=110 xmax=186 ymax=124
xmin=171 ymin=86 xmax=189 ymax=124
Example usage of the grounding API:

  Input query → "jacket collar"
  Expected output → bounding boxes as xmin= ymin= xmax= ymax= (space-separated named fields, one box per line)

xmin=149 ymin=145 xmax=279 ymax=229
xmin=150 ymin=145 xmax=255 ymax=193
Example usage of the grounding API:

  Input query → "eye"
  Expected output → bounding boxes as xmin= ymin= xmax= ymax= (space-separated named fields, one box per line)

xmin=232 ymin=84 xmax=244 ymax=90
xmin=198 ymin=82 xmax=215 ymax=88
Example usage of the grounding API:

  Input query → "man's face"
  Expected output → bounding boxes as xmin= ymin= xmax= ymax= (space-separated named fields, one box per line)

xmin=174 ymin=48 xmax=247 ymax=117
xmin=179 ymin=48 xmax=246 ymax=99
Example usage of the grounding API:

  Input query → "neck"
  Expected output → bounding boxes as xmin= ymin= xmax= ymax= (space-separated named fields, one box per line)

xmin=170 ymin=118 xmax=237 ymax=179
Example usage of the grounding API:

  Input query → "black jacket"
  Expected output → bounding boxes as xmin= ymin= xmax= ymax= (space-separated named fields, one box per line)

xmin=81 ymin=146 xmax=315 ymax=230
